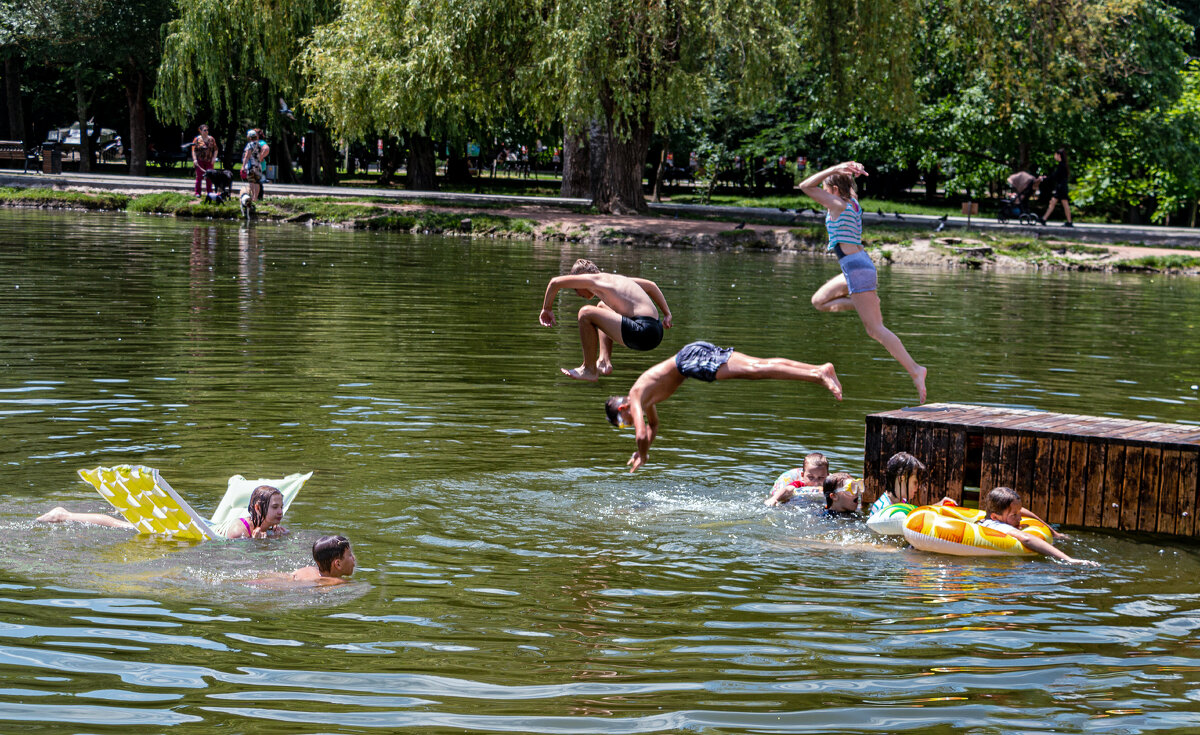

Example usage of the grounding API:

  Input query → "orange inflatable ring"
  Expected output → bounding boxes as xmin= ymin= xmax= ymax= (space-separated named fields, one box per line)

xmin=902 ymin=504 xmax=1054 ymax=557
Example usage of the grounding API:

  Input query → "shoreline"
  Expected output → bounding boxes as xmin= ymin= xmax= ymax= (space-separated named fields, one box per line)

xmin=3 ymin=183 xmax=1199 ymax=275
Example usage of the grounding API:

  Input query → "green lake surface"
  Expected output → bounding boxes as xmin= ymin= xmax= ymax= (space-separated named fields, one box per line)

xmin=0 ymin=208 xmax=1199 ymax=733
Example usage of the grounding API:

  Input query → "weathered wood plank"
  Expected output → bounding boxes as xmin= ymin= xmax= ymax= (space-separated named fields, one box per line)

xmin=1158 ymin=449 xmax=1181 ymax=536
xmin=1138 ymin=447 xmax=1163 ymax=534
xmin=1179 ymin=451 xmax=1199 ymax=537
xmin=913 ymin=423 xmax=936 ymax=506
xmin=1084 ymin=441 xmax=1107 ymax=527
xmin=1027 ymin=436 xmax=1053 ymax=521
xmin=1102 ymin=443 xmax=1127 ymax=528
xmin=864 ymin=416 xmax=883 ymax=506
xmin=1119 ymin=445 xmax=1144 ymax=531
xmin=980 ymin=433 xmax=1003 ymax=492
xmin=996 ymin=432 xmax=1020 ymax=490
xmin=1066 ymin=439 xmax=1090 ymax=527
xmin=945 ymin=429 xmax=966 ymax=504
xmin=1048 ymin=438 xmax=1071 ymax=525
xmin=1016 ymin=434 xmax=1040 ymax=516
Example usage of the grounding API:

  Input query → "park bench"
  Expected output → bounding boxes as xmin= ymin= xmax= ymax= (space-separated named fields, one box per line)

xmin=0 ymin=140 xmax=39 ymax=173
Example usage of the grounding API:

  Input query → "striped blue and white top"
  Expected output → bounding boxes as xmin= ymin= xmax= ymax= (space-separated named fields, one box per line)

xmin=825 ymin=199 xmax=863 ymax=252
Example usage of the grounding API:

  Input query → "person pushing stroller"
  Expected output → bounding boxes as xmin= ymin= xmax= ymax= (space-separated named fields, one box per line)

xmin=998 ymin=171 xmax=1041 ymax=225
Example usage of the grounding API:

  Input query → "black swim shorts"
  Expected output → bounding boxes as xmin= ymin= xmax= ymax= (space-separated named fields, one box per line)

xmin=674 ymin=341 xmax=734 ymax=382
xmin=621 ymin=315 xmax=664 ymax=351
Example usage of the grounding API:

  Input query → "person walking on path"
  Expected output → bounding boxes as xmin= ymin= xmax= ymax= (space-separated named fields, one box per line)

xmin=192 ymin=124 xmax=218 ymax=198
xmin=801 ymin=161 xmax=927 ymax=404
xmin=241 ymin=129 xmax=270 ymax=201
xmin=1040 ymin=148 xmax=1073 ymax=227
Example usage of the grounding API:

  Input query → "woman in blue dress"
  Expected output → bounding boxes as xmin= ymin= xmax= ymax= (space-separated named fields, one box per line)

xmin=801 ymin=161 xmax=927 ymax=403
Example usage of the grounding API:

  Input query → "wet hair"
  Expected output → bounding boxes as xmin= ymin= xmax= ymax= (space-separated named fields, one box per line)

xmin=885 ymin=452 xmax=926 ymax=496
xmin=985 ymin=486 xmax=1021 ymax=516
xmin=825 ymin=173 xmax=857 ymax=200
xmin=312 ymin=534 xmax=351 ymax=574
xmin=247 ymin=485 xmax=282 ymax=528
xmin=604 ymin=396 xmax=624 ymax=426
xmin=803 ymin=452 xmax=829 ymax=473
xmin=822 ymin=472 xmax=854 ymax=509
xmin=570 ymin=258 xmax=601 ymax=275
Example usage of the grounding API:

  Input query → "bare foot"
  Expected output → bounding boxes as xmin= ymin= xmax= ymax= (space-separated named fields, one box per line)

xmin=597 ymin=359 xmax=613 ymax=376
xmin=912 ymin=365 xmax=927 ymax=404
xmin=36 ymin=507 xmax=71 ymax=523
xmin=818 ymin=363 xmax=843 ymax=401
xmin=561 ymin=366 xmax=599 ymax=382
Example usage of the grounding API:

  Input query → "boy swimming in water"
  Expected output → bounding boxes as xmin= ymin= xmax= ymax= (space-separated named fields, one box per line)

xmin=539 ymin=259 xmax=673 ymax=381
xmin=291 ymin=534 xmax=357 ymax=584
xmin=979 ymin=487 xmax=1093 ymax=564
xmin=605 ymin=341 xmax=842 ymax=472
xmin=766 ymin=452 xmax=830 ymax=506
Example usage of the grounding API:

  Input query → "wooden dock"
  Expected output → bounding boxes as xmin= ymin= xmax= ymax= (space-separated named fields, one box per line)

xmin=864 ymin=403 xmax=1200 ymax=536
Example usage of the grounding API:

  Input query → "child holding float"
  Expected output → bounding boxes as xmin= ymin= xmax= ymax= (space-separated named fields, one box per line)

xmin=765 ymin=452 xmax=830 ymax=506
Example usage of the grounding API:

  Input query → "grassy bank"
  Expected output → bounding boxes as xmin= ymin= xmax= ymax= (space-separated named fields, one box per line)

xmin=13 ymin=189 xmax=535 ymax=235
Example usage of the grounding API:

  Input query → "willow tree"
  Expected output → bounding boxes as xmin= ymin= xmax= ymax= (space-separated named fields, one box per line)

xmin=155 ymin=0 xmax=339 ymax=184
xmin=304 ymin=0 xmax=916 ymax=212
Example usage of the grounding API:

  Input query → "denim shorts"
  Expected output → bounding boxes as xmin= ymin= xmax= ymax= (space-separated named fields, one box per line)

xmin=838 ymin=249 xmax=877 ymax=294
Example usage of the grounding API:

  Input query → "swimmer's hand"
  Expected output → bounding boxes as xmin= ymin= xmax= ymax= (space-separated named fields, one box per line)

xmin=539 ymin=308 xmax=556 ymax=327
xmin=662 ymin=312 xmax=673 ymax=329
xmin=1070 ymin=558 xmax=1100 ymax=567
xmin=627 ymin=450 xmax=646 ymax=473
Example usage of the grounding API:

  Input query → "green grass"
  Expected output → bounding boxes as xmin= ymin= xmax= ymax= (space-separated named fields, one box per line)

xmin=1117 ymin=254 xmax=1200 ymax=270
xmin=0 ymin=187 xmax=129 ymax=210
xmin=127 ymin=192 xmax=243 ymax=219
xmin=270 ymin=197 xmax=387 ymax=222
xmin=365 ymin=211 xmax=535 ymax=235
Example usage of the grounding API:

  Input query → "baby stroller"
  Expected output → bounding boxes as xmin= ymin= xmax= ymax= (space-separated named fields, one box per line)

xmin=997 ymin=171 xmax=1041 ymax=225
xmin=202 ymin=168 xmax=235 ymax=204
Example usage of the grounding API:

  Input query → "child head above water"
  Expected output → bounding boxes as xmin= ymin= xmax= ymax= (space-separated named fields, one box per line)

xmin=822 ymin=472 xmax=860 ymax=512
xmin=248 ymin=485 xmax=284 ymax=529
xmin=885 ymin=452 xmax=926 ymax=501
xmin=983 ymin=486 xmax=1023 ymax=527
xmin=312 ymin=534 xmax=356 ymax=578
xmin=800 ymin=452 xmax=829 ymax=487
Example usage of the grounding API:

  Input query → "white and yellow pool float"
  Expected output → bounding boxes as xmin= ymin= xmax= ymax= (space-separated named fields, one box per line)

xmin=77 ymin=465 xmax=311 ymax=540
xmin=866 ymin=502 xmax=917 ymax=536
xmin=902 ymin=504 xmax=1054 ymax=557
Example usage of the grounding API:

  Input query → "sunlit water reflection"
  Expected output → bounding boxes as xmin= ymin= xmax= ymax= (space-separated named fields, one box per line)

xmin=0 ymin=209 xmax=1198 ymax=732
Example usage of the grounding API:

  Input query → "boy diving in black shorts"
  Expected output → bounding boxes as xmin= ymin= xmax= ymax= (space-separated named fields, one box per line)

xmin=604 ymin=341 xmax=842 ymax=472
xmin=539 ymin=259 xmax=673 ymax=381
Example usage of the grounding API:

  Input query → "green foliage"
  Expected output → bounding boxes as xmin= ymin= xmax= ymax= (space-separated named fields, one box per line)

xmin=127 ymin=191 xmax=241 ymax=217
xmin=1117 ymin=254 xmax=1200 ymax=270
xmin=155 ymin=0 xmax=337 ymax=126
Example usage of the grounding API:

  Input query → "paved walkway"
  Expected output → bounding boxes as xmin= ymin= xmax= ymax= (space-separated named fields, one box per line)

xmin=4 ymin=170 xmax=1199 ymax=248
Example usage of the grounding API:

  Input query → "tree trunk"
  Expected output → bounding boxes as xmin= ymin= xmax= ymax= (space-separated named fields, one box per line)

xmin=74 ymin=69 xmax=92 ymax=173
xmin=593 ymin=102 xmax=650 ymax=215
xmin=560 ymin=126 xmax=590 ymax=198
xmin=587 ymin=119 xmax=608 ymax=204
xmin=924 ymin=164 xmax=939 ymax=201
xmin=1017 ymin=141 xmax=1030 ymax=172
xmin=124 ymin=70 xmax=147 ymax=176
xmin=317 ymin=128 xmax=338 ymax=185
xmin=406 ymin=133 xmax=437 ymax=190
xmin=444 ymin=140 xmax=472 ymax=185
xmin=4 ymin=57 xmax=25 ymax=144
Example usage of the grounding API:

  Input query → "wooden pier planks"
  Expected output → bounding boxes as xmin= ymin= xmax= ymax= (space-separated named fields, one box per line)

xmin=863 ymin=403 xmax=1200 ymax=537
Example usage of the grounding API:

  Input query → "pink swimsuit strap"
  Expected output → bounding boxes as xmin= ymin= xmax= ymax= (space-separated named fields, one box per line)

xmin=241 ymin=517 xmax=253 ymax=534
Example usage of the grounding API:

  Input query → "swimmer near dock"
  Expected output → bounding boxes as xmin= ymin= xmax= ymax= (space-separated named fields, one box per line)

xmin=863 ymin=403 xmax=1200 ymax=537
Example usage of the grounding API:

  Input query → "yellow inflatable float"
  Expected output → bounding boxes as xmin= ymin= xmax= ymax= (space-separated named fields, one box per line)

xmin=902 ymin=504 xmax=1054 ymax=557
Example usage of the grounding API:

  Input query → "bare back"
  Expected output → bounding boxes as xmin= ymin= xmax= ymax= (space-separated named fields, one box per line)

xmin=629 ymin=355 xmax=687 ymax=412
xmin=581 ymin=273 xmax=658 ymax=318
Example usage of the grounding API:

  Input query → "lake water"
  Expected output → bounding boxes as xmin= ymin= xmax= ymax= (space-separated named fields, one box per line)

xmin=0 ymin=208 xmax=1199 ymax=733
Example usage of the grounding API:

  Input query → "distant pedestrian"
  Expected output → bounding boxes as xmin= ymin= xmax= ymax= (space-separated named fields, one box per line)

xmin=192 ymin=124 xmax=217 ymax=198
xmin=1040 ymin=148 xmax=1073 ymax=227
xmin=241 ymin=129 xmax=269 ymax=201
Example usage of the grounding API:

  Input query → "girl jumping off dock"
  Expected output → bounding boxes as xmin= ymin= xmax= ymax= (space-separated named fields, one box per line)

xmin=800 ymin=161 xmax=927 ymax=403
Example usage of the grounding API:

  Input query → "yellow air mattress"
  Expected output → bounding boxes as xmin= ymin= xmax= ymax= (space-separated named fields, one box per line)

xmin=77 ymin=465 xmax=216 ymax=541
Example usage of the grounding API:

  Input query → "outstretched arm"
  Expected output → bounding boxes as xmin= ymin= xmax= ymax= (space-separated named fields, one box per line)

xmin=799 ymin=161 xmax=867 ymax=216
xmin=627 ymin=400 xmax=658 ymax=472
xmin=632 ymin=278 xmax=672 ymax=328
xmin=1009 ymin=528 xmax=1096 ymax=565
xmin=539 ymin=275 xmax=597 ymax=326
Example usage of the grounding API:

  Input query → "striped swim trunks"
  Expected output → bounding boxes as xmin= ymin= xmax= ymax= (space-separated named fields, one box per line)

xmin=674 ymin=341 xmax=734 ymax=382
